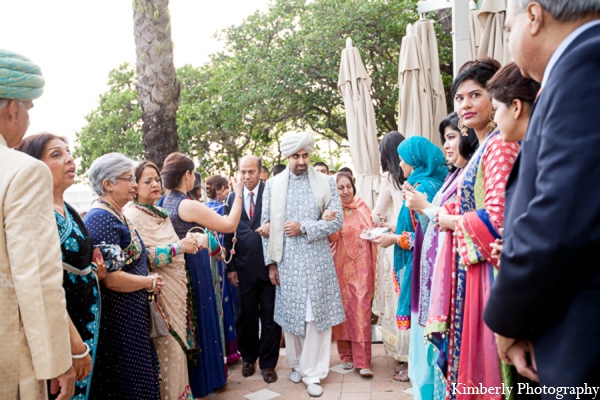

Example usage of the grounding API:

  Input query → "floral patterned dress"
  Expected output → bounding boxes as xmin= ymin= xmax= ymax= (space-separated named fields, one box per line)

xmin=55 ymin=203 xmax=101 ymax=400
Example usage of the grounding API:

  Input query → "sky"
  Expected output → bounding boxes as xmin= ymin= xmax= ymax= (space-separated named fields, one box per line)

xmin=1 ymin=0 xmax=272 ymax=144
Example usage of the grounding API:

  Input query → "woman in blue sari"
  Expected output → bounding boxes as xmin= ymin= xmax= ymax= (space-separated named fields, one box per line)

xmin=204 ymin=175 xmax=240 ymax=365
xmin=373 ymin=136 xmax=446 ymax=396
xmin=18 ymin=133 xmax=107 ymax=400
xmin=160 ymin=153 xmax=244 ymax=398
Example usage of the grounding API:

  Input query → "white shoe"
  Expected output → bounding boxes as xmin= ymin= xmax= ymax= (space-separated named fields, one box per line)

xmin=289 ymin=371 xmax=302 ymax=383
xmin=359 ymin=368 xmax=373 ymax=377
xmin=341 ymin=362 xmax=354 ymax=370
xmin=307 ymin=383 xmax=324 ymax=397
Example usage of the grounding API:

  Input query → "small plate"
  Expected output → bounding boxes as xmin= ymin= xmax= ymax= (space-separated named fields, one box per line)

xmin=360 ymin=227 xmax=389 ymax=240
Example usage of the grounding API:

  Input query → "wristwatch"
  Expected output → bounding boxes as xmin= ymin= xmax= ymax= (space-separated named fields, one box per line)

xmin=300 ymin=225 xmax=307 ymax=235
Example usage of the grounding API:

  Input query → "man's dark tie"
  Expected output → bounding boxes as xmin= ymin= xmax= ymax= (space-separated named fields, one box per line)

xmin=249 ymin=191 xmax=255 ymax=218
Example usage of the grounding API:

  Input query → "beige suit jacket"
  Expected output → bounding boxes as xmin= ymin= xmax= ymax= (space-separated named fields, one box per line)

xmin=0 ymin=136 xmax=71 ymax=399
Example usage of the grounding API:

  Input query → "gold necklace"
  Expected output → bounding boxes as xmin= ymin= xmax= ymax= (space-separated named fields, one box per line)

xmin=344 ymin=208 xmax=353 ymax=217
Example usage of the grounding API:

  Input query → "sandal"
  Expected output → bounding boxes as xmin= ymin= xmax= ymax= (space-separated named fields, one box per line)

xmin=393 ymin=370 xmax=410 ymax=382
xmin=393 ymin=363 xmax=408 ymax=375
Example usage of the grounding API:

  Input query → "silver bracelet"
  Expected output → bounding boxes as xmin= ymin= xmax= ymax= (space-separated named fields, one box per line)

xmin=72 ymin=342 xmax=90 ymax=359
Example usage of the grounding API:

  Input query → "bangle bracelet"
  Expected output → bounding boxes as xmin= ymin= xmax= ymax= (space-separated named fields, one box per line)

xmin=145 ymin=276 xmax=155 ymax=293
xmin=72 ymin=342 xmax=90 ymax=359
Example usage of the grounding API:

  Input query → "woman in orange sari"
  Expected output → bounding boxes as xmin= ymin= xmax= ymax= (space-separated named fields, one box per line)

xmin=328 ymin=172 xmax=378 ymax=377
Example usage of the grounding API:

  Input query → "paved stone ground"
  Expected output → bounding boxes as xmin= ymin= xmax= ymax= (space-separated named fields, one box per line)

xmin=210 ymin=343 xmax=413 ymax=400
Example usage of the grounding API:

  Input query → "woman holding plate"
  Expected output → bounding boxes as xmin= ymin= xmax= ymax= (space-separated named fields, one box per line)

xmin=326 ymin=171 xmax=378 ymax=377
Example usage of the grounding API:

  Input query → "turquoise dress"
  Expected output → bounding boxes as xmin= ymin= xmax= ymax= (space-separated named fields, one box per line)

xmin=54 ymin=203 xmax=101 ymax=400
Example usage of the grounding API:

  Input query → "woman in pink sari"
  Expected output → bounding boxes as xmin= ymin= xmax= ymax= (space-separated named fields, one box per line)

xmin=436 ymin=58 xmax=519 ymax=399
xmin=328 ymin=172 xmax=378 ymax=377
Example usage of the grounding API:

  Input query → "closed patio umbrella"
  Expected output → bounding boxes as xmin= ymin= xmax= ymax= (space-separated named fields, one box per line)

xmin=414 ymin=18 xmax=447 ymax=142
xmin=397 ymin=23 xmax=440 ymax=148
xmin=477 ymin=0 xmax=511 ymax=65
xmin=338 ymin=37 xmax=381 ymax=209
xmin=469 ymin=0 xmax=483 ymax=59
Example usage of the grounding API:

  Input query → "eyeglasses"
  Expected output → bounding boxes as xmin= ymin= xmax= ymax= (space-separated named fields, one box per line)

xmin=116 ymin=175 xmax=136 ymax=183
xmin=290 ymin=153 xmax=310 ymax=160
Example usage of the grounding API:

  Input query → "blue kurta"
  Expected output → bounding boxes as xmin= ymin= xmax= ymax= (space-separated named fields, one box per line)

xmin=261 ymin=171 xmax=345 ymax=336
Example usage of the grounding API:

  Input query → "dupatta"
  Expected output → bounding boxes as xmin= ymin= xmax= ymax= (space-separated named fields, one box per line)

xmin=394 ymin=137 xmax=447 ymax=329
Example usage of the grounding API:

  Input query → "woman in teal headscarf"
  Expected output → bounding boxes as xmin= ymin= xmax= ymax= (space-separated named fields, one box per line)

xmin=373 ymin=136 xmax=446 ymax=394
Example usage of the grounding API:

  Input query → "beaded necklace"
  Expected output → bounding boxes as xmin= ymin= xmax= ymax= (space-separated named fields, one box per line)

xmin=340 ymin=205 xmax=368 ymax=260
xmin=96 ymin=198 xmax=142 ymax=264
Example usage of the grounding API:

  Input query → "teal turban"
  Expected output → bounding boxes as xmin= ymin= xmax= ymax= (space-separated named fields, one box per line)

xmin=0 ymin=49 xmax=45 ymax=101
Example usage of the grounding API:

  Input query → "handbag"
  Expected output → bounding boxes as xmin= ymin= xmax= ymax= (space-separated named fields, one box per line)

xmin=148 ymin=293 xmax=169 ymax=339
xmin=186 ymin=226 xmax=208 ymax=249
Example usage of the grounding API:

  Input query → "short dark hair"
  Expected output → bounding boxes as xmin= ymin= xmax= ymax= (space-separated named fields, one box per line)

xmin=16 ymin=132 xmax=68 ymax=160
xmin=272 ymin=164 xmax=286 ymax=176
xmin=261 ymin=165 xmax=269 ymax=174
xmin=338 ymin=167 xmax=353 ymax=177
xmin=379 ymin=131 xmax=406 ymax=190
xmin=313 ymin=162 xmax=329 ymax=173
xmin=134 ymin=160 xmax=161 ymax=185
xmin=487 ymin=62 xmax=540 ymax=107
xmin=205 ymin=175 xmax=228 ymax=199
xmin=161 ymin=152 xmax=195 ymax=190
xmin=452 ymin=58 xmax=502 ymax=98
xmin=438 ymin=112 xmax=479 ymax=173
xmin=336 ymin=171 xmax=356 ymax=196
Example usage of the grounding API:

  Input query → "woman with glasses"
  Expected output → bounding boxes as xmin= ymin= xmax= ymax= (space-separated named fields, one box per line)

xmin=84 ymin=153 xmax=163 ymax=399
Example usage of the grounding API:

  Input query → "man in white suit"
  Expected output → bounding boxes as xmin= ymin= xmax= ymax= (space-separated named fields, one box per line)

xmin=0 ymin=49 xmax=74 ymax=399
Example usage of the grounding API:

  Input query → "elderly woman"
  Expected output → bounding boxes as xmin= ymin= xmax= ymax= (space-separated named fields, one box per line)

xmin=17 ymin=133 xmax=107 ymax=399
xmin=160 ymin=152 xmax=243 ymax=398
xmin=327 ymin=172 xmax=377 ymax=377
xmin=84 ymin=153 xmax=162 ymax=399
xmin=373 ymin=136 xmax=446 ymax=393
xmin=436 ymin=58 xmax=520 ymax=398
xmin=123 ymin=161 xmax=198 ymax=400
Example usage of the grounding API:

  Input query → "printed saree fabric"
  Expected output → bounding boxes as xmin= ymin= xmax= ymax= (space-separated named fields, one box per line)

xmin=444 ymin=131 xmax=519 ymax=400
xmin=123 ymin=203 xmax=195 ymax=400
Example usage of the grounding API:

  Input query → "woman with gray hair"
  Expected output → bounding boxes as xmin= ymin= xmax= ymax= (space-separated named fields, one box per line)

xmin=84 ymin=152 xmax=162 ymax=399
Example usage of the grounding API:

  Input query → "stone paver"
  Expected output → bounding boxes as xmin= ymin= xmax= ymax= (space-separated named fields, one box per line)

xmin=212 ymin=343 xmax=412 ymax=399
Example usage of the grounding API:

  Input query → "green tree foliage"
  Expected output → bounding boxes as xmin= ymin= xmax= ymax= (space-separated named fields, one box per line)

xmin=74 ymin=64 xmax=143 ymax=173
xmin=75 ymin=0 xmax=452 ymax=175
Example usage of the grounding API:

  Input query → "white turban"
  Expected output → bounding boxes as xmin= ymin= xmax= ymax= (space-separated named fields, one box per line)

xmin=280 ymin=132 xmax=315 ymax=158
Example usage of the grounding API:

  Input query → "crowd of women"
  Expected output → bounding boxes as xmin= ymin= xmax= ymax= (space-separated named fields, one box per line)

xmin=15 ymin=56 xmax=541 ymax=400
xmin=329 ymin=58 xmax=541 ymax=399
xmin=15 ymin=133 xmax=249 ymax=399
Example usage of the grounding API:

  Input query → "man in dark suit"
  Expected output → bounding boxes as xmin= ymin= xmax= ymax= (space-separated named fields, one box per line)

xmin=224 ymin=155 xmax=281 ymax=383
xmin=484 ymin=0 xmax=600 ymax=390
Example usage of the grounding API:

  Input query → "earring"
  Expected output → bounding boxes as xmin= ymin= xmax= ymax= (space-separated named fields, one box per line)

xmin=458 ymin=118 xmax=469 ymax=137
xmin=487 ymin=111 xmax=496 ymax=132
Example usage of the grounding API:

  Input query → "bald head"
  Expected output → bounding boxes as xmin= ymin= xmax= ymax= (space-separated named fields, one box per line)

xmin=240 ymin=155 xmax=262 ymax=190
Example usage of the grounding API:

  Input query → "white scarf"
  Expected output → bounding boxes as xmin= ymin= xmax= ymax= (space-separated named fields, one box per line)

xmin=268 ymin=165 xmax=332 ymax=263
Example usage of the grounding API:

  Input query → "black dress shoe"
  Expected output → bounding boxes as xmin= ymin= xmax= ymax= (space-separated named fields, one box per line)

xmin=262 ymin=368 xmax=278 ymax=383
xmin=242 ymin=362 xmax=256 ymax=377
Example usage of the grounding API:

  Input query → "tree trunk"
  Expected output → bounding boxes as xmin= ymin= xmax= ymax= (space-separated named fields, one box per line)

xmin=132 ymin=0 xmax=180 ymax=168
